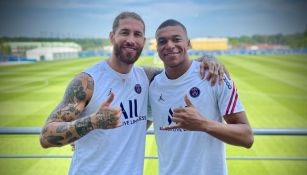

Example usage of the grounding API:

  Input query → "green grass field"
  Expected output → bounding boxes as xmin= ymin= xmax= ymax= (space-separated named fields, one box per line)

xmin=0 ymin=55 xmax=307 ymax=175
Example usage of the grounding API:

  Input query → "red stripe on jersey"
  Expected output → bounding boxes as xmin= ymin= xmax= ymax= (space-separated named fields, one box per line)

xmin=231 ymin=93 xmax=238 ymax=114
xmin=225 ymin=82 xmax=235 ymax=115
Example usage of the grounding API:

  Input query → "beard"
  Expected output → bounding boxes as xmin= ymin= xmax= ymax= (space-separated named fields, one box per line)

xmin=113 ymin=43 xmax=143 ymax=65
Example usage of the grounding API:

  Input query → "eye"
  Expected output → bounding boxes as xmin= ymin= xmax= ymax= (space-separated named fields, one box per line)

xmin=119 ymin=30 xmax=129 ymax=36
xmin=134 ymin=31 xmax=143 ymax=37
xmin=173 ymin=37 xmax=181 ymax=42
xmin=157 ymin=39 xmax=166 ymax=45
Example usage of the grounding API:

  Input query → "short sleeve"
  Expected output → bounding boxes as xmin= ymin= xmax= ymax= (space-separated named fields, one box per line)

xmin=217 ymin=75 xmax=244 ymax=117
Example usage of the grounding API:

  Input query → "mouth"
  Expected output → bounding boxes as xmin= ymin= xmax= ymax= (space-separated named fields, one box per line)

xmin=164 ymin=51 xmax=180 ymax=57
xmin=122 ymin=46 xmax=137 ymax=51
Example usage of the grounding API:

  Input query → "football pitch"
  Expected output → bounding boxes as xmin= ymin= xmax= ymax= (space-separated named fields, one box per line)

xmin=0 ymin=55 xmax=306 ymax=175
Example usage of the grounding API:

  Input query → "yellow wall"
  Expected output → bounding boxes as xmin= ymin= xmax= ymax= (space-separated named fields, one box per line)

xmin=149 ymin=38 xmax=228 ymax=51
xmin=191 ymin=38 xmax=228 ymax=50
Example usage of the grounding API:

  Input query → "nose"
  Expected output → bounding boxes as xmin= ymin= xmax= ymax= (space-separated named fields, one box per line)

xmin=165 ymin=40 xmax=175 ymax=49
xmin=126 ymin=35 xmax=136 ymax=45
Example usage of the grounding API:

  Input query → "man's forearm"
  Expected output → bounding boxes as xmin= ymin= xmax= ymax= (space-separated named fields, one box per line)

xmin=40 ymin=115 xmax=94 ymax=148
xmin=203 ymin=120 xmax=253 ymax=148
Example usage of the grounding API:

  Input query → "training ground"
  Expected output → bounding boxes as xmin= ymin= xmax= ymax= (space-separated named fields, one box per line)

xmin=0 ymin=55 xmax=306 ymax=175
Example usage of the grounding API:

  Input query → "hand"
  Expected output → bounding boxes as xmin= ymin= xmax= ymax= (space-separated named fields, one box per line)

xmin=93 ymin=92 xmax=122 ymax=129
xmin=160 ymin=95 xmax=208 ymax=131
xmin=199 ymin=56 xmax=231 ymax=86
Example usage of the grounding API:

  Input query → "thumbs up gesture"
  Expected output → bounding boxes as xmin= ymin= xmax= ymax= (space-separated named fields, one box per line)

xmin=161 ymin=95 xmax=207 ymax=131
xmin=92 ymin=92 xmax=122 ymax=129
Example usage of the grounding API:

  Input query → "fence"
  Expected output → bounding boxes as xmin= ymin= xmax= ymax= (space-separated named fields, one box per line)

xmin=1 ymin=127 xmax=307 ymax=161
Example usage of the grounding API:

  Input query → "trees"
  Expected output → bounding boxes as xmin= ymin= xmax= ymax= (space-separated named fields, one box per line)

xmin=228 ymin=29 xmax=307 ymax=48
xmin=1 ymin=29 xmax=307 ymax=50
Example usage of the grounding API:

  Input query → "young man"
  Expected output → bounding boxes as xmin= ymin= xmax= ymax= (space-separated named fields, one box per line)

xmin=149 ymin=19 xmax=254 ymax=175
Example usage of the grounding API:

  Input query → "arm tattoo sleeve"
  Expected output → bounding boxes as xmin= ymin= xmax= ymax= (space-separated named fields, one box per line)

xmin=142 ymin=66 xmax=163 ymax=82
xmin=42 ymin=122 xmax=78 ymax=146
xmin=42 ymin=115 xmax=94 ymax=146
xmin=40 ymin=73 xmax=94 ymax=147
xmin=46 ymin=73 xmax=93 ymax=123
xmin=74 ymin=117 xmax=94 ymax=137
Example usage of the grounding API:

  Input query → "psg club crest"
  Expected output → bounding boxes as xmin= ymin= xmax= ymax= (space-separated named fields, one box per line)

xmin=134 ymin=84 xmax=142 ymax=94
xmin=189 ymin=87 xmax=200 ymax=97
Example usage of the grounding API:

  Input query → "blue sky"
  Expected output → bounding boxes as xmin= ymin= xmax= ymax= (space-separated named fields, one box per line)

xmin=0 ymin=0 xmax=306 ymax=38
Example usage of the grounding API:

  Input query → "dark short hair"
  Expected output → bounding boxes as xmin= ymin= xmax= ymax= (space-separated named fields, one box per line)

xmin=155 ymin=19 xmax=187 ymax=36
xmin=112 ymin=12 xmax=145 ymax=33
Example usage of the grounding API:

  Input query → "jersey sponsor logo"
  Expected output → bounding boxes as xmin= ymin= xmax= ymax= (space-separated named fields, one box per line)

xmin=189 ymin=87 xmax=200 ymax=98
xmin=158 ymin=93 xmax=165 ymax=102
xmin=120 ymin=99 xmax=146 ymax=126
xmin=167 ymin=108 xmax=173 ymax=125
xmin=164 ymin=108 xmax=186 ymax=132
xmin=134 ymin=84 xmax=142 ymax=94
xmin=107 ymin=88 xmax=112 ymax=96
xmin=223 ymin=77 xmax=232 ymax=90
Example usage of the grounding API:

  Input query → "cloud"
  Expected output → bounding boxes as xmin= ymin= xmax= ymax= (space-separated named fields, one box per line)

xmin=0 ymin=0 xmax=306 ymax=38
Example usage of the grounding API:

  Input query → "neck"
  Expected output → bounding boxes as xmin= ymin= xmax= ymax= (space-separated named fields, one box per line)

xmin=107 ymin=55 xmax=133 ymax=74
xmin=165 ymin=58 xmax=192 ymax=79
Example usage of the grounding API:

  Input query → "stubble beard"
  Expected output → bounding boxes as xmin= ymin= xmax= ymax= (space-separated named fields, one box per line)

xmin=114 ymin=43 xmax=143 ymax=65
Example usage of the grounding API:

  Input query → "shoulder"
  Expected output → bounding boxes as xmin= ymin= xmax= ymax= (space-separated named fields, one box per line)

xmin=187 ymin=61 xmax=201 ymax=77
xmin=213 ymin=74 xmax=236 ymax=98
xmin=64 ymin=72 xmax=94 ymax=104
xmin=139 ymin=66 xmax=163 ymax=83
xmin=83 ymin=60 xmax=106 ymax=76
xmin=74 ymin=72 xmax=93 ymax=84
xmin=221 ymin=75 xmax=234 ymax=91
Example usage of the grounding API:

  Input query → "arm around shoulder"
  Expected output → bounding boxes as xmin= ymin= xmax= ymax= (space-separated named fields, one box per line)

xmin=142 ymin=66 xmax=163 ymax=82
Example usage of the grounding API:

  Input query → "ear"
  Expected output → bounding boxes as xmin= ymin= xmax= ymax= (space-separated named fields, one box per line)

xmin=109 ymin=32 xmax=115 ymax=45
xmin=187 ymin=39 xmax=192 ymax=49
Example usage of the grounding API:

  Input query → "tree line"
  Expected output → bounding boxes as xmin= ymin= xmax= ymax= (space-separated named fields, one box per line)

xmin=1 ymin=29 xmax=307 ymax=54
xmin=228 ymin=29 xmax=307 ymax=48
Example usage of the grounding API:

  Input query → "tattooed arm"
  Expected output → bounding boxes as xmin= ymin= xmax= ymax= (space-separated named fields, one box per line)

xmin=39 ymin=73 xmax=121 ymax=148
xmin=142 ymin=66 xmax=163 ymax=82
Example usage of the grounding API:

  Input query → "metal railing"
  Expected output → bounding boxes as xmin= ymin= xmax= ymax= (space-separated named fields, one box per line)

xmin=1 ymin=127 xmax=307 ymax=161
xmin=1 ymin=127 xmax=307 ymax=135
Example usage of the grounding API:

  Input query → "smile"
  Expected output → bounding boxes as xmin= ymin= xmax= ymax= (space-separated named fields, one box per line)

xmin=123 ymin=46 xmax=137 ymax=51
xmin=164 ymin=52 xmax=180 ymax=56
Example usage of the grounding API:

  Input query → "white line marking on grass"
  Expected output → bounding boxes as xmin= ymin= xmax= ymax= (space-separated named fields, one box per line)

xmin=235 ymin=78 xmax=307 ymax=128
xmin=0 ymin=102 xmax=54 ymax=127
xmin=224 ymin=56 xmax=307 ymax=92
xmin=0 ymin=67 xmax=78 ymax=92
xmin=0 ymin=70 xmax=79 ymax=75
xmin=244 ymin=55 xmax=307 ymax=69
xmin=0 ymin=79 xmax=49 ymax=93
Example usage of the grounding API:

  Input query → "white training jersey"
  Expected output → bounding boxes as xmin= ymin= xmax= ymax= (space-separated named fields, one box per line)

xmin=148 ymin=61 xmax=244 ymax=175
xmin=69 ymin=60 xmax=149 ymax=175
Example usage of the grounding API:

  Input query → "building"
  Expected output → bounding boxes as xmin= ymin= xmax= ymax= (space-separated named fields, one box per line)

xmin=26 ymin=47 xmax=81 ymax=61
xmin=233 ymin=44 xmax=289 ymax=50
xmin=148 ymin=38 xmax=228 ymax=51
xmin=191 ymin=38 xmax=228 ymax=51
xmin=5 ymin=42 xmax=82 ymax=58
